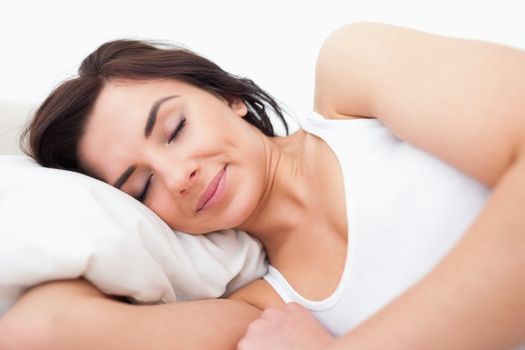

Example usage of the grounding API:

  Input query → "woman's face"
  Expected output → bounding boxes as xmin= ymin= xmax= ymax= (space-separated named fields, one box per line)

xmin=78 ymin=79 xmax=269 ymax=234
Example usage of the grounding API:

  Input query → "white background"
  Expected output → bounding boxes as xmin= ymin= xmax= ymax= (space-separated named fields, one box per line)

xmin=1 ymin=0 xmax=524 ymax=122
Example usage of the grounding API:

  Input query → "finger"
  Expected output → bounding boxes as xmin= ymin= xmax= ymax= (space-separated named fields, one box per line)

xmin=261 ymin=306 xmax=283 ymax=320
xmin=285 ymin=302 xmax=309 ymax=313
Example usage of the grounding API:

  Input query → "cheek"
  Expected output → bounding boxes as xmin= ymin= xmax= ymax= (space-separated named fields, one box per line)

xmin=147 ymin=190 xmax=180 ymax=227
xmin=147 ymin=187 xmax=204 ymax=233
xmin=221 ymin=161 xmax=266 ymax=227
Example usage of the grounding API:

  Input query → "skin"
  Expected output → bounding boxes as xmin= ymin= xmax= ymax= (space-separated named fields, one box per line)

xmin=0 ymin=279 xmax=262 ymax=350
xmin=237 ymin=303 xmax=334 ymax=350
xmin=240 ymin=22 xmax=525 ymax=349
xmin=79 ymin=79 xmax=264 ymax=234
xmin=79 ymin=78 xmax=349 ymax=300
xmin=2 ymin=22 xmax=524 ymax=349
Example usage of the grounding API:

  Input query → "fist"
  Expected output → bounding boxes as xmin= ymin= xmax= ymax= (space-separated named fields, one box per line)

xmin=237 ymin=302 xmax=335 ymax=350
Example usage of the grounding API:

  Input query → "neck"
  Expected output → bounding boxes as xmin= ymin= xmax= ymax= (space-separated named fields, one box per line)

xmin=238 ymin=130 xmax=313 ymax=257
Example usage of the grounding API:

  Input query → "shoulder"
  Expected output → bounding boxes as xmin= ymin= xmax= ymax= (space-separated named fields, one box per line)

xmin=313 ymin=22 xmax=438 ymax=120
xmin=313 ymin=22 xmax=525 ymax=186
xmin=313 ymin=22 xmax=388 ymax=119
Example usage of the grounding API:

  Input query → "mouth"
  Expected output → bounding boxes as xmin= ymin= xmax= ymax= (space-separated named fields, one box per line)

xmin=196 ymin=165 xmax=228 ymax=212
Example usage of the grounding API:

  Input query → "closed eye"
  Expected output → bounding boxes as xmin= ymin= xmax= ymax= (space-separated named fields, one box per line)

xmin=136 ymin=117 xmax=185 ymax=203
xmin=168 ymin=116 xmax=187 ymax=144
xmin=137 ymin=174 xmax=153 ymax=203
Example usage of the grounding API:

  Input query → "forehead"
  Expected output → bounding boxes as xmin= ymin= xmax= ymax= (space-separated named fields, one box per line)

xmin=95 ymin=78 xmax=194 ymax=111
xmin=78 ymin=79 xmax=190 ymax=179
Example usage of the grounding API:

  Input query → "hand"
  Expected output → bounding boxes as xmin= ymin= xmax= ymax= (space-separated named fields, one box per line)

xmin=237 ymin=302 xmax=336 ymax=350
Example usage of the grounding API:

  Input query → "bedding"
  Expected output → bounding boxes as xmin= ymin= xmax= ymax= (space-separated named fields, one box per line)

xmin=0 ymin=100 xmax=31 ymax=155
xmin=0 ymin=155 xmax=267 ymax=315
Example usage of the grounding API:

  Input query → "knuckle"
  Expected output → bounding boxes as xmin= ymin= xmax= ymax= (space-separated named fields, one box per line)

xmin=236 ymin=338 xmax=248 ymax=350
xmin=261 ymin=307 xmax=281 ymax=319
xmin=286 ymin=302 xmax=303 ymax=312
xmin=246 ymin=319 xmax=264 ymax=333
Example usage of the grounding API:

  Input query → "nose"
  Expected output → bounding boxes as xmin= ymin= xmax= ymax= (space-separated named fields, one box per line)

xmin=150 ymin=153 xmax=199 ymax=196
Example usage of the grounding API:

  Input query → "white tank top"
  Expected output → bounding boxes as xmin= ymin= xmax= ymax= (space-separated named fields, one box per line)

xmin=264 ymin=112 xmax=491 ymax=335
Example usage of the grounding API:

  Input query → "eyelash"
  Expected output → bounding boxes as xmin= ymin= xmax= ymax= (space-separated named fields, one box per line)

xmin=137 ymin=174 xmax=153 ymax=203
xmin=168 ymin=116 xmax=187 ymax=144
xmin=137 ymin=117 xmax=187 ymax=203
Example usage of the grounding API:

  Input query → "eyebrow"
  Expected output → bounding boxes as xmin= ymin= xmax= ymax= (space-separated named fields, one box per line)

xmin=113 ymin=165 xmax=136 ymax=189
xmin=112 ymin=95 xmax=179 ymax=189
xmin=144 ymin=95 xmax=179 ymax=137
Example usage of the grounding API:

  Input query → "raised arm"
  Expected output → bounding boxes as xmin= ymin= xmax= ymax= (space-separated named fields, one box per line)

xmin=238 ymin=23 xmax=525 ymax=350
xmin=314 ymin=22 xmax=525 ymax=349
xmin=329 ymin=155 xmax=525 ymax=349
xmin=315 ymin=22 xmax=525 ymax=187
xmin=0 ymin=279 xmax=260 ymax=350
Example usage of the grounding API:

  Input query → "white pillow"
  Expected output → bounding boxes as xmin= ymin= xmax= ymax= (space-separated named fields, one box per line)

xmin=0 ymin=155 xmax=267 ymax=314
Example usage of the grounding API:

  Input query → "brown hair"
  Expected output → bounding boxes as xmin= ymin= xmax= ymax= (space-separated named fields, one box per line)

xmin=21 ymin=39 xmax=289 ymax=173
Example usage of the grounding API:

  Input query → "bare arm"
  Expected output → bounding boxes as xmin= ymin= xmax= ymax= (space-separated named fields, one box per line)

xmin=314 ymin=22 xmax=525 ymax=349
xmin=239 ymin=22 xmax=525 ymax=350
xmin=238 ymin=152 xmax=525 ymax=350
xmin=315 ymin=22 xmax=525 ymax=187
xmin=0 ymin=279 xmax=260 ymax=350
xmin=330 ymin=152 xmax=525 ymax=349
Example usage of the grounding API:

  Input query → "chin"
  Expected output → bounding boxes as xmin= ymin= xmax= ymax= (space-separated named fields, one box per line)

xmin=224 ymin=189 xmax=260 ymax=231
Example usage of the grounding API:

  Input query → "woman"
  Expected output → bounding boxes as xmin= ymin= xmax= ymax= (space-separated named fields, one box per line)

xmin=3 ymin=22 xmax=525 ymax=349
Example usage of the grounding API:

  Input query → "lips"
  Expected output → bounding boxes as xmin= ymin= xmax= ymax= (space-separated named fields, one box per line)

xmin=196 ymin=165 xmax=227 ymax=212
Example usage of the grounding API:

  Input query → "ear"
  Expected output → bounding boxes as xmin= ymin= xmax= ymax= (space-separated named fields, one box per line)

xmin=229 ymin=97 xmax=248 ymax=117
